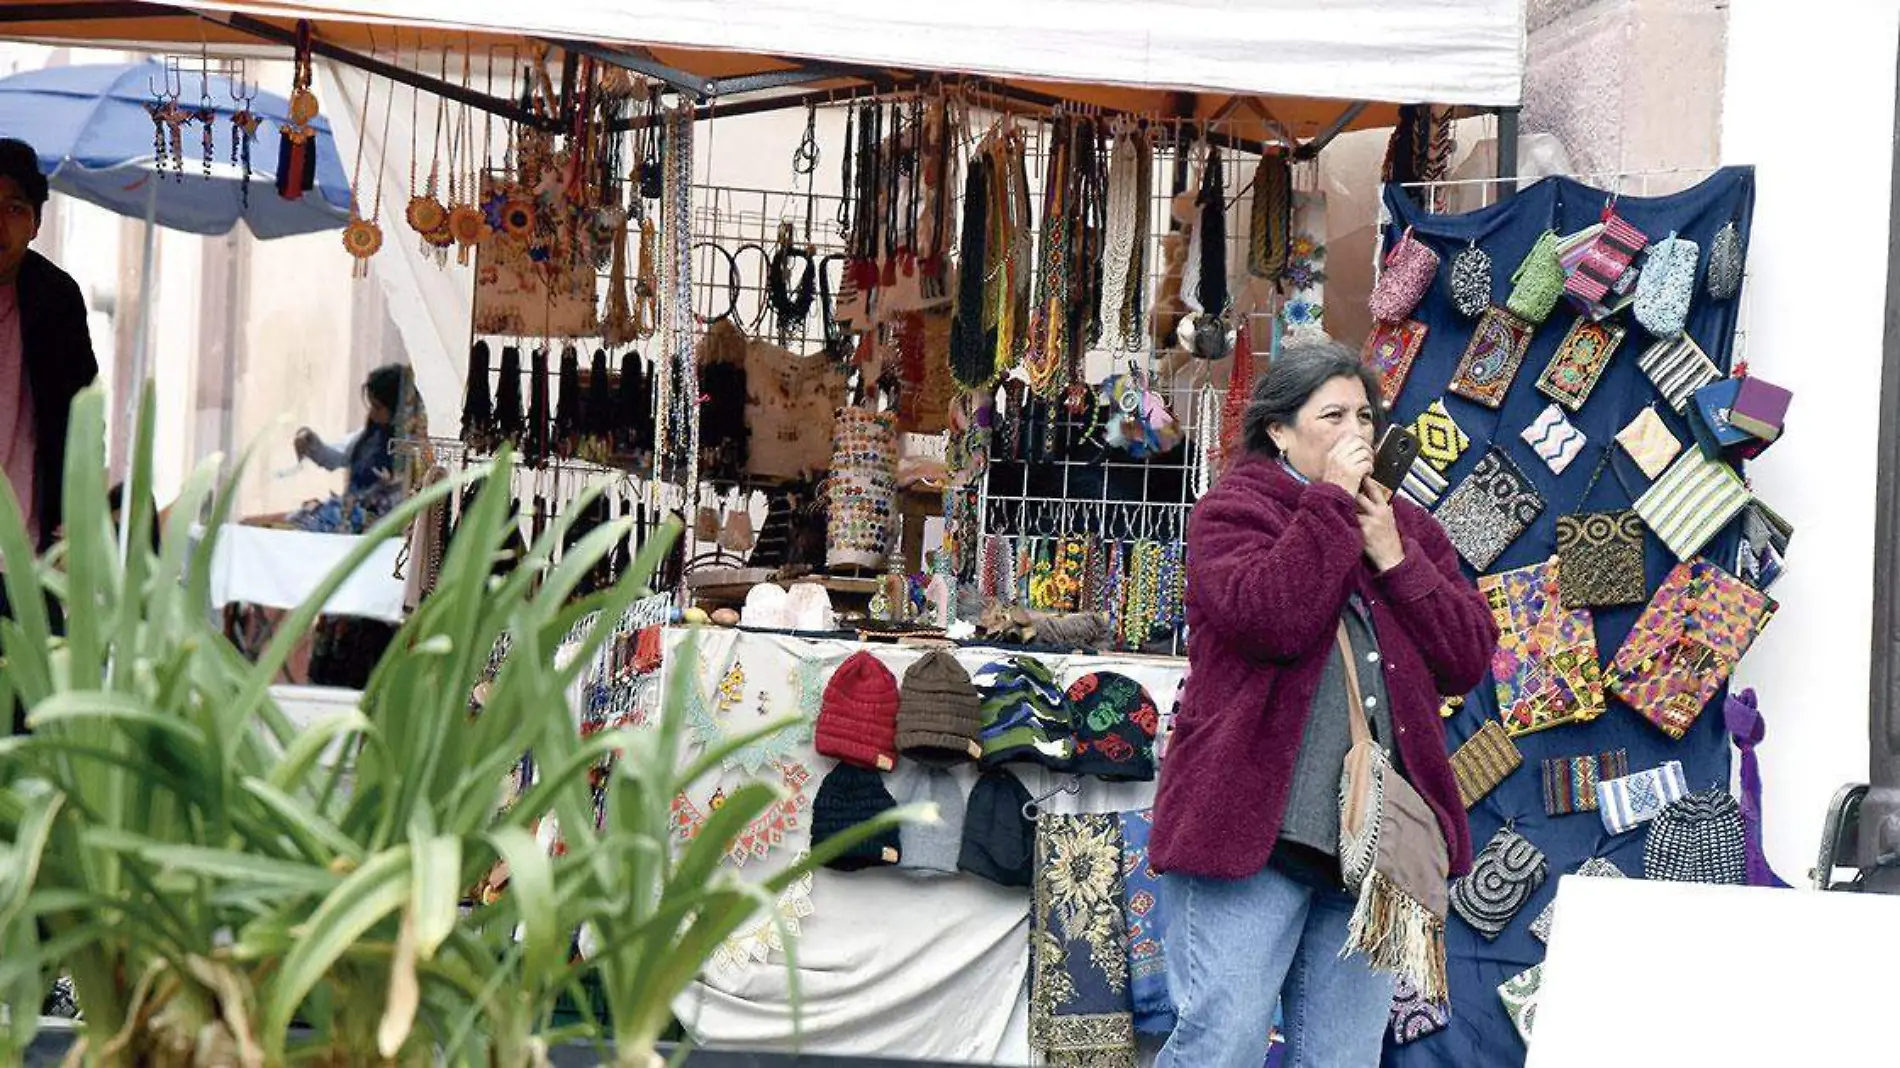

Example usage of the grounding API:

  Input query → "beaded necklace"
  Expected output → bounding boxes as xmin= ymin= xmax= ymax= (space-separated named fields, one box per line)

xmin=1101 ymin=539 xmax=1125 ymax=640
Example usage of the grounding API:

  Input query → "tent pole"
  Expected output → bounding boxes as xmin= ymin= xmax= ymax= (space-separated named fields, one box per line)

xmin=117 ymin=176 xmax=156 ymax=566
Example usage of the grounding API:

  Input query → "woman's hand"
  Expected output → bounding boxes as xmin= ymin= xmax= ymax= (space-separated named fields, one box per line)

xmin=292 ymin=427 xmax=316 ymax=460
xmin=1357 ymin=481 xmax=1405 ymax=572
xmin=1321 ymin=435 xmax=1374 ymax=495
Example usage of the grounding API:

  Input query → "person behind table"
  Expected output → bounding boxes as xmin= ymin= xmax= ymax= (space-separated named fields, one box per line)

xmin=1149 ymin=340 xmax=1498 ymax=1067
xmin=286 ymin=363 xmax=413 ymax=534
xmin=0 ymin=138 xmax=96 ymax=555
xmin=0 ymin=139 xmax=98 ymax=736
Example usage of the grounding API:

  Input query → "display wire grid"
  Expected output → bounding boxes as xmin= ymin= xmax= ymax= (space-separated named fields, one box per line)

xmin=460 ymin=110 xmax=1296 ymax=605
xmin=970 ymin=118 xmax=1291 ymax=543
xmin=1390 ymin=166 xmax=1750 ymax=363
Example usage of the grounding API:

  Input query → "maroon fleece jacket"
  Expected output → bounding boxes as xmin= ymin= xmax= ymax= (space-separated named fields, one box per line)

xmin=1151 ymin=453 xmax=1499 ymax=880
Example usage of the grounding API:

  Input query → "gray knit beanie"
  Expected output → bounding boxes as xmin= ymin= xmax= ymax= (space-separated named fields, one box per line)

xmin=897 ymin=767 xmax=967 ymax=877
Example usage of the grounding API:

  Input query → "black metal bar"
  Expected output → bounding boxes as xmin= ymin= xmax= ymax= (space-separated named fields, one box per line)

xmin=208 ymin=10 xmax=559 ymax=131
xmin=550 ymin=37 xmax=713 ymax=97
xmin=1297 ymin=101 xmax=1367 ymax=159
xmin=608 ymin=77 xmax=905 ymax=132
xmin=1494 ymin=105 xmax=1520 ymax=201
xmin=706 ymin=67 xmax=854 ymax=97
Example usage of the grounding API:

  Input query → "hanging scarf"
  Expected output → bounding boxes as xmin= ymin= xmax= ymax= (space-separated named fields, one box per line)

xmin=1031 ymin=813 xmax=1136 ymax=1068
xmin=1118 ymin=809 xmax=1176 ymax=1035
xmin=1248 ymin=151 xmax=1292 ymax=283
xmin=1196 ymin=147 xmax=1228 ymax=317
xmin=1724 ymin=689 xmax=1793 ymax=888
xmin=460 ymin=340 xmax=494 ymax=450
xmin=950 ymin=153 xmax=994 ymax=389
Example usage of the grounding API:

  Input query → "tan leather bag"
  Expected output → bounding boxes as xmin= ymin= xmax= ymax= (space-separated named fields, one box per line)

xmin=1336 ymin=623 xmax=1451 ymax=1002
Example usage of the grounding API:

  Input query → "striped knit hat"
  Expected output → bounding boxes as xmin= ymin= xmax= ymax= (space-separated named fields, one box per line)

xmin=973 ymin=656 xmax=1074 ymax=768
xmin=815 ymin=651 xmax=900 ymax=771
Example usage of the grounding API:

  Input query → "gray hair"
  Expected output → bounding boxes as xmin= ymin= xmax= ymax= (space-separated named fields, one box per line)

xmin=1241 ymin=337 xmax=1388 ymax=457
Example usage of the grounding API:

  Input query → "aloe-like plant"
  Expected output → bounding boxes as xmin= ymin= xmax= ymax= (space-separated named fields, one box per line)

xmin=0 ymin=386 xmax=915 ymax=1067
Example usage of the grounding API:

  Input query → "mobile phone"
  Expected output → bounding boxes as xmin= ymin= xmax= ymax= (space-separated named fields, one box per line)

xmin=1369 ymin=426 xmax=1420 ymax=492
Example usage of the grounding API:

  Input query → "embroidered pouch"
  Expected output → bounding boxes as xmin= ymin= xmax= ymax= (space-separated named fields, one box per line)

xmin=1706 ymin=220 xmax=1745 ymax=300
xmin=1688 ymin=378 xmax=1752 ymax=459
xmin=1450 ymin=721 xmax=1523 ymax=809
xmin=1480 ymin=558 xmax=1606 ymax=737
xmin=1555 ymin=449 xmax=1647 ymax=609
xmin=1362 ymin=319 xmax=1429 ymax=404
xmin=1412 ymin=400 xmax=1470 ymax=472
xmin=1644 ymin=788 xmax=1747 ymax=884
xmin=1449 ymin=305 xmax=1536 ymax=408
xmin=1536 ymin=318 xmax=1626 ymax=411
xmin=1450 ymin=826 xmax=1548 ymax=940
xmin=1436 ymin=449 xmax=1546 ymax=571
xmin=1400 ymin=462 xmax=1449 ymax=510
xmin=1498 ymin=964 xmax=1542 ymax=1045
xmin=1738 ymin=500 xmax=1793 ymax=591
xmin=1541 ymin=749 xmax=1630 ymax=816
xmin=1390 ymin=976 xmax=1450 ymax=1045
xmin=1521 ymin=404 xmax=1587 ymax=475
xmin=1530 ymin=857 xmax=1625 ymax=943
xmin=1632 ymin=448 xmax=1751 ymax=561
xmin=1634 ymin=233 xmax=1699 ymax=338
xmin=1448 ymin=241 xmax=1492 ymax=318
xmin=1607 ymin=559 xmax=1775 ymax=740
xmin=1638 ymin=334 xmax=1722 ymax=415
xmin=1600 ymin=760 xmax=1688 ymax=834
xmin=1729 ymin=375 xmax=1792 ymax=442
xmin=1565 ymin=211 xmax=1649 ymax=312
xmin=1615 ymin=405 xmax=1682 ymax=480
xmin=1506 ymin=230 xmax=1564 ymax=324
xmin=1369 ymin=227 xmax=1440 ymax=323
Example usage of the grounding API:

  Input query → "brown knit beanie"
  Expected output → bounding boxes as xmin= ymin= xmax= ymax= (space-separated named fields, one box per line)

xmin=897 ymin=650 xmax=984 ymax=765
xmin=815 ymin=650 xmax=900 ymax=771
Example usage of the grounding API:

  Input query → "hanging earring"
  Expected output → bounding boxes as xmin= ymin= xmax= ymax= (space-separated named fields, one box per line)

xmin=229 ymin=65 xmax=261 ymax=210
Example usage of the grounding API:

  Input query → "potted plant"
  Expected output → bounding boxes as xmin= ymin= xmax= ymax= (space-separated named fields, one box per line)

xmin=0 ymin=387 xmax=915 ymax=1066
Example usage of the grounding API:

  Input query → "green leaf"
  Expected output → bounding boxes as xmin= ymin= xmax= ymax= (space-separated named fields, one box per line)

xmin=409 ymin=831 xmax=461 ymax=962
xmin=262 ymin=845 xmax=413 ymax=1059
xmin=489 ymin=826 xmax=562 ymax=979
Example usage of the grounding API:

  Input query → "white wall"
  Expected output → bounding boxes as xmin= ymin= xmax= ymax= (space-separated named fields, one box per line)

xmin=1723 ymin=0 xmax=1898 ymax=882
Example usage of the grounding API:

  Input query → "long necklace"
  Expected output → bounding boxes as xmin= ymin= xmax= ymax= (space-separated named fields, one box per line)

xmin=1022 ymin=120 xmax=1071 ymax=399
xmin=656 ymin=102 xmax=698 ymax=503
xmin=340 ymin=61 xmax=395 ymax=276
xmin=1099 ymin=125 xmax=1144 ymax=352
xmin=1192 ymin=383 xmax=1220 ymax=498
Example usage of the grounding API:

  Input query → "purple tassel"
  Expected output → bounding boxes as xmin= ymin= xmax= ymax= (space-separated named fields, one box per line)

xmin=1724 ymin=688 xmax=1792 ymax=888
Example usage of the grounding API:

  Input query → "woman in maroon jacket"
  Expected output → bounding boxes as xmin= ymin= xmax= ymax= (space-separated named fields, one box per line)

xmin=1152 ymin=341 xmax=1497 ymax=1068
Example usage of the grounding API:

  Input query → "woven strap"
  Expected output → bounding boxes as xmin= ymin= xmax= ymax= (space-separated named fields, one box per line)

xmin=1338 ymin=623 xmax=1372 ymax=749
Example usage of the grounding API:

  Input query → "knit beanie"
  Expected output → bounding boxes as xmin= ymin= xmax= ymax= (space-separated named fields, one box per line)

xmin=957 ymin=768 xmax=1035 ymax=887
xmin=973 ymin=656 xmax=1075 ymax=769
xmin=1064 ymin=672 xmax=1160 ymax=781
xmin=898 ymin=650 xmax=985 ymax=765
xmin=810 ymin=763 xmax=903 ymax=871
xmin=815 ymin=651 xmax=900 ymax=771
xmin=1643 ymin=788 xmax=1746 ymax=885
xmin=897 ymin=767 xmax=967 ymax=877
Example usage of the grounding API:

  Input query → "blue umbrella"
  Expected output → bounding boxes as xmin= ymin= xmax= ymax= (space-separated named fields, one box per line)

xmin=0 ymin=58 xmax=352 ymax=238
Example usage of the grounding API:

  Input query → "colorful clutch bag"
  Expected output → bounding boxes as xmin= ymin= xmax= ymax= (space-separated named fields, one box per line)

xmin=1479 ymin=557 xmax=1605 ymax=738
xmin=1362 ymin=319 xmax=1429 ymax=404
xmin=1412 ymin=400 xmax=1470 ymax=471
xmin=1506 ymin=230 xmax=1565 ymax=325
xmin=1498 ymin=964 xmax=1543 ymax=1045
xmin=1615 ymin=405 xmax=1684 ymax=480
xmin=1450 ymin=721 xmax=1523 ymax=809
xmin=1555 ymin=508 xmax=1646 ymax=608
xmin=1521 ymin=404 xmax=1587 ymax=475
xmin=1632 ymin=448 xmax=1751 ymax=561
xmin=1369 ymin=227 xmax=1440 ymax=323
xmin=1606 ymin=559 xmax=1775 ymax=740
xmin=1448 ymin=305 xmax=1536 ymax=409
xmin=1541 ymin=749 xmax=1630 ymax=816
xmin=1536 ymin=317 xmax=1626 ymax=411
xmin=1436 ymin=448 xmax=1546 ymax=571
xmin=1564 ymin=211 xmax=1649 ymax=313
xmin=1634 ymin=233 xmax=1699 ymax=338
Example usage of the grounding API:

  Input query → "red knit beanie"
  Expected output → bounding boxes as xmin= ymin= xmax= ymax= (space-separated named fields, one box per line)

xmin=816 ymin=650 xmax=901 ymax=771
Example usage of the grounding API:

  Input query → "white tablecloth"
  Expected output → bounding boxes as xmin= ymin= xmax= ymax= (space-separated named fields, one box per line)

xmin=651 ymin=628 xmax=1185 ymax=1064
xmin=204 ymin=525 xmax=407 ymax=623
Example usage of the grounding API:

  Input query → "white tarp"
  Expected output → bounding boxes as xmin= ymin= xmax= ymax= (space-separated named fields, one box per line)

xmin=194 ymin=0 xmax=1523 ymax=106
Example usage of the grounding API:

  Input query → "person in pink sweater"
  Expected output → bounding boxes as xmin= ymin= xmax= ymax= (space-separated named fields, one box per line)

xmin=1152 ymin=340 xmax=1497 ymax=1068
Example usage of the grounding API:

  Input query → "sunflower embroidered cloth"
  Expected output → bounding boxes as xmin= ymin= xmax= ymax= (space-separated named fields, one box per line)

xmin=1031 ymin=813 xmax=1136 ymax=1067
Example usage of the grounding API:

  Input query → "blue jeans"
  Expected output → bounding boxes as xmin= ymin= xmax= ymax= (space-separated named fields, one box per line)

xmin=1156 ymin=864 xmax=1394 ymax=1068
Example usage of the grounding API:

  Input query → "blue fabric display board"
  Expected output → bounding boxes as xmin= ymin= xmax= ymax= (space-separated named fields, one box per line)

xmin=1376 ymin=168 xmax=1757 ymax=1068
